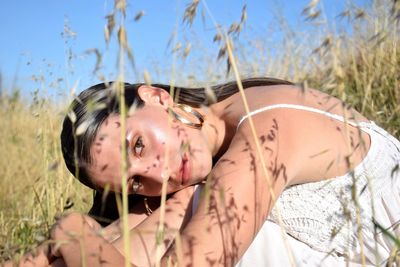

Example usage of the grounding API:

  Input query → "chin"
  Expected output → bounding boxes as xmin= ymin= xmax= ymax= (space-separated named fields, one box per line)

xmin=188 ymin=176 xmax=206 ymax=187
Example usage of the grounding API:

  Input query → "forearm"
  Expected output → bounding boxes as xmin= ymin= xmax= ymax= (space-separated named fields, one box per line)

xmin=50 ymin=187 xmax=193 ymax=267
xmin=111 ymin=188 xmax=193 ymax=266
xmin=160 ymin=169 xmax=285 ymax=267
xmin=51 ymin=213 xmax=131 ymax=267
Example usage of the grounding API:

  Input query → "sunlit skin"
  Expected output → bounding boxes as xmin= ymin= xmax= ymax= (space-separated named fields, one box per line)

xmin=6 ymin=84 xmax=380 ymax=267
xmin=87 ymin=86 xmax=223 ymax=196
xmin=88 ymin=85 xmax=371 ymax=198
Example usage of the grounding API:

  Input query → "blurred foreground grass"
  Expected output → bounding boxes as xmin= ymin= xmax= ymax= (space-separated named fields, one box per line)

xmin=0 ymin=0 xmax=399 ymax=263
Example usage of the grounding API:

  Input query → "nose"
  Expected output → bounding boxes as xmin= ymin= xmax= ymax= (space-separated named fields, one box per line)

xmin=128 ymin=156 xmax=164 ymax=184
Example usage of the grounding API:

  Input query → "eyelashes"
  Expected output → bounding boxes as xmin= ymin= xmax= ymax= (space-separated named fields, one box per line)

xmin=126 ymin=130 xmax=145 ymax=158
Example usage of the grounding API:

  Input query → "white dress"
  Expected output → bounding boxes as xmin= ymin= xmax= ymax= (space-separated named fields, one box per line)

xmin=193 ymin=104 xmax=400 ymax=266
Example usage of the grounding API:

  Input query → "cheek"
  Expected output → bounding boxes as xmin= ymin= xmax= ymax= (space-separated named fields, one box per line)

xmin=153 ymin=122 xmax=189 ymax=153
xmin=189 ymin=135 xmax=213 ymax=177
xmin=148 ymin=116 xmax=174 ymax=144
xmin=200 ymin=152 xmax=213 ymax=176
xmin=152 ymin=129 xmax=169 ymax=148
xmin=148 ymin=126 xmax=172 ymax=159
xmin=88 ymin=145 xmax=124 ymax=192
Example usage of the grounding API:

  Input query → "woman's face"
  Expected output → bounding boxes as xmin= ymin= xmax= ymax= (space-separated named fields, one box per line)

xmin=86 ymin=86 xmax=213 ymax=196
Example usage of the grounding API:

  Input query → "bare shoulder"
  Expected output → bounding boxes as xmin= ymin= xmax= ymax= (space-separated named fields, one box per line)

xmin=244 ymin=84 xmax=368 ymax=122
xmin=221 ymin=107 xmax=302 ymax=187
xmin=229 ymin=85 xmax=371 ymax=186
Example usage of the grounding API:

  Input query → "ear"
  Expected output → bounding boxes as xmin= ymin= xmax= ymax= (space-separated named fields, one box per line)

xmin=137 ymin=85 xmax=173 ymax=108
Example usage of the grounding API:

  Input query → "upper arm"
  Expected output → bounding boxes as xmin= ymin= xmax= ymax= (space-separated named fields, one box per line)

xmin=163 ymin=111 xmax=301 ymax=266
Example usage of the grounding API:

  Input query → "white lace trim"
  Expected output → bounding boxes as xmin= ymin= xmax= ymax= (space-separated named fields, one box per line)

xmin=269 ymin=123 xmax=400 ymax=265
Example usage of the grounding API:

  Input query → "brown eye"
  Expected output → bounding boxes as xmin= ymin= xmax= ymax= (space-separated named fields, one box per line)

xmin=130 ymin=175 xmax=141 ymax=194
xmin=133 ymin=136 xmax=144 ymax=156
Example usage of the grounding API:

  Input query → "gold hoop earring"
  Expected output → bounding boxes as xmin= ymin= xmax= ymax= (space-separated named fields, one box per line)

xmin=143 ymin=198 xmax=153 ymax=216
xmin=168 ymin=104 xmax=204 ymax=129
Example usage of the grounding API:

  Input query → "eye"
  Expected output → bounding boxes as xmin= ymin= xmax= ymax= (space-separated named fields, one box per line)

xmin=130 ymin=175 xmax=142 ymax=194
xmin=133 ymin=136 xmax=145 ymax=156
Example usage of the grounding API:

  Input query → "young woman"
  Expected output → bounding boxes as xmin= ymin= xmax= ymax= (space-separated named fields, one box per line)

xmin=9 ymin=78 xmax=400 ymax=266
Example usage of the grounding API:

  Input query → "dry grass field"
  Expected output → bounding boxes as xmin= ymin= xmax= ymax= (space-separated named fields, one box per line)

xmin=0 ymin=0 xmax=399 ymax=264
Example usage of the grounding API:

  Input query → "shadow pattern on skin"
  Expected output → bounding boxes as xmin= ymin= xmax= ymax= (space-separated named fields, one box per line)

xmin=164 ymin=118 xmax=287 ymax=266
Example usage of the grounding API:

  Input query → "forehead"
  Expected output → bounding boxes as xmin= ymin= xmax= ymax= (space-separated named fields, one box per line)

xmin=87 ymin=114 xmax=123 ymax=189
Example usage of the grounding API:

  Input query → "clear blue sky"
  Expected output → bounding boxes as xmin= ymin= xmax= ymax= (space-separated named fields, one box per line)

xmin=0 ymin=0 xmax=369 ymax=99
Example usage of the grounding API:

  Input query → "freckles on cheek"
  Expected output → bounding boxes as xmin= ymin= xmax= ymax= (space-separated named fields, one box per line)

xmin=172 ymin=124 xmax=189 ymax=139
xmin=150 ymin=129 xmax=170 ymax=155
xmin=100 ymin=164 xmax=109 ymax=172
xmin=92 ymin=133 xmax=109 ymax=156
